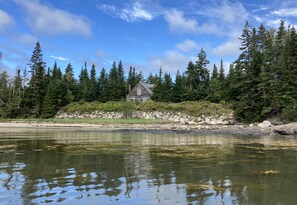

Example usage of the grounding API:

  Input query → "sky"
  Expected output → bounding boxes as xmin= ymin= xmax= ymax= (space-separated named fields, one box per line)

xmin=0 ymin=0 xmax=297 ymax=78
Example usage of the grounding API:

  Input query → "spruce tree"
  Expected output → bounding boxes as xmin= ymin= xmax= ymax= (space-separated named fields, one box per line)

xmin=172 ymin=70 xmax=187 ymax=103
xmin=0 ymin=71 xmax=9 ymax=118
xmin=89 ymin=64 xmax=97 ymax=101
xmin=64 ymin=63 xmax=78 ymax=103
xmin=22 ymin=41 xmax=47 ymax=117
xmin=43 ymin=62 xmax=67 ymax=118
xmin=117 ymin=61 xmax=126 ymax=99
xmin=108 ymin=61 xmax=119 ymax=101
xmin=77 ymin=62 xmax=91 ymax=101
xmin=151 ymin=68 xmax=163 ymax=102
xmin=98 ymin=68 xmax=109 ymax=102
xmin=195 ymin=48 xmax=210 ymax=100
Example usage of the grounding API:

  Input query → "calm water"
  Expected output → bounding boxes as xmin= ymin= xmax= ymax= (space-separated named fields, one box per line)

xmin=0 ymin=128 xmax=296 ymax=205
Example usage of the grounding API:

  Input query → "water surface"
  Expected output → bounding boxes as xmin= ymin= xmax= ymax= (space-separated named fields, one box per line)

xmin=0 ymin=127 xmax=296 ymax=205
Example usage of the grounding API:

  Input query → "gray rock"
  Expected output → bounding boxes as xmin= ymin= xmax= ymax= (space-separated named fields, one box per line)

xmin=272 ymin=123 xmax=297 ymax=135
xmin=258 ymin=120 xmax=273 ymax=128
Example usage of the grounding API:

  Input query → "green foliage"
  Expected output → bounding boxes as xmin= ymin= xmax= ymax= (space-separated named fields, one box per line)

xmin=62 ymin=100 xmax=232 ymax=118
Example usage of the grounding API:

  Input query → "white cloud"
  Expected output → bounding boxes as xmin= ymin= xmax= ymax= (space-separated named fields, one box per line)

xmin=98 ymin=1 xmax=154 ymax=23
xmin=120 ymin=2 xmax=153 ymax=22
xmin=0 ymin=10 xmax=14 ymax=32
xmin=165 ymin=9 xmax=198 ymax=33
xmin=272 ymin=8 xmax=297 ymax=17
xmin=50 ymin=55 xmax=69 ymax=61
xmin=207 ymin=1 xmax=248 ymax=24
xmin=17 ymin=34 xmax=38 ymax=45
xmin=212 ymin=39 xmax=241 ymax=57
xmin=176 ymin=39 xmax=199 ymax=53
xmin=14 ymin=0 xmax=91 ymax=36
xmin=150 ymin=50 xmax=192 ymax=73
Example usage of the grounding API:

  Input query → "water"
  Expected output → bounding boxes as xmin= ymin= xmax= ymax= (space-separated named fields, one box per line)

xmin=0 ymin=127 xmax=296 ymax=205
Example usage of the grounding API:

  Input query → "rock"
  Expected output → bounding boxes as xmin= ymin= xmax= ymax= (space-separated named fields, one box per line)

xmin=180 ymin=118 xmax=189 ymax=124
xmin=258 ymin=120 xmax=273 ymax=128
xmin=272 ymin=123 xmax=297 ymax=135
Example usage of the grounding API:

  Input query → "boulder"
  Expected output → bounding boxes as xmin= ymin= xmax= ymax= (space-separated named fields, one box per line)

xmin=258 ymin=120 xmax=273 ymax=128
xmin=272 ymin=123 xmax=297 ymax=135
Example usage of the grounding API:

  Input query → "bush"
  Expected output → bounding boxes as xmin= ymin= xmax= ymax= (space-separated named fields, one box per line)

xmin=61 ymin=100 xmax=232 ymax=118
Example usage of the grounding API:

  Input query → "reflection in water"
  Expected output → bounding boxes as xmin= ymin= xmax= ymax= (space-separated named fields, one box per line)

xmin=0 ymin=128 xmax=297 ymax=204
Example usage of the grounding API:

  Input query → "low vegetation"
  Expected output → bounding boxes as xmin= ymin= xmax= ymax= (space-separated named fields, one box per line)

xmin=61 ymin=100 xmax=232 ymax=118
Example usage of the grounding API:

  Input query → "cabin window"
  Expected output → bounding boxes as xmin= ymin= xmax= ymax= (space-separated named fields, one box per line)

xmin=137 ymin=87 xmax=142 ymax=96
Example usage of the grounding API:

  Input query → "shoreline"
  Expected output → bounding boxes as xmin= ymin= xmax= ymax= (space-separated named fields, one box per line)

xmin=0 ymin=121 xmax=273 ymax=136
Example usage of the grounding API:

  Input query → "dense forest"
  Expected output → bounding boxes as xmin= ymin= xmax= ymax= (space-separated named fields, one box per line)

xmin=0 ymin=21 xmax=297 ymax=123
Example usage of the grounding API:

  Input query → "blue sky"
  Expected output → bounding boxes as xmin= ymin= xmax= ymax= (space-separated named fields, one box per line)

xmin=0 ymin=0 xmax=297 ymax=77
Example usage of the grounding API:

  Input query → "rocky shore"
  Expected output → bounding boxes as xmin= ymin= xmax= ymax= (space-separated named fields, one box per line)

xmin=0 ymin=121 xmax=281 ymax=136
xmin=1 ymin=112 xmax=296 ymax=136
xmin=56 ymin=110 xmax=234 ymax=125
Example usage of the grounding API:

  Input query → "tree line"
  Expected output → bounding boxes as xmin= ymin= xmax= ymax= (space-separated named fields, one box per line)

xmin=0 ymin=20 xmax=297 ymax=122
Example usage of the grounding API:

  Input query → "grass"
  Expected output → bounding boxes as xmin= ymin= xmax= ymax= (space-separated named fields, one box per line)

xmin=3 ymin=118 xmax=168 ymax=124
xmin=61 ymin=100 xmax=233 ymax=117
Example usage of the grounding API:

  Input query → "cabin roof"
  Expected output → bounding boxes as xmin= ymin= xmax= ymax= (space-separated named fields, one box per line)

xmin=139 ymin=82 xmax=154 ymax=95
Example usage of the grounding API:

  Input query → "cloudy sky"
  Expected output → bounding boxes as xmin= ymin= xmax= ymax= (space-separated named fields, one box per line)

xmin=0 ymin=0 xmax=297 ymax=77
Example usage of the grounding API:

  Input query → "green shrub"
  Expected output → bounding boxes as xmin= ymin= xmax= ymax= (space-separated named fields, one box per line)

xmin=61 ymin=100 xmax=232 ymax=117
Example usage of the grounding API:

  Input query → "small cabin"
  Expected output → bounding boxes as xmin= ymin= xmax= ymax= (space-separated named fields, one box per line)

xmin=127 ymin=82 xmax=154 ymax=102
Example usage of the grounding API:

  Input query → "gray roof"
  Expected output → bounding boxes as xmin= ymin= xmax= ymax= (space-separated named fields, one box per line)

xmin=139 ymin=82 xmax=154 ymax=95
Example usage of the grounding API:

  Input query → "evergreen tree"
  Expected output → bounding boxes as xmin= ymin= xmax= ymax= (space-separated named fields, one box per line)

xmin=77 ymin=62 xmax=91 ymax=101
xmin=172 ymin=70 xmax=187 ymax=103
xmin=117 ymin=61 xmax=126 ymax=99
xmin=98 ymin=68 xmax=109 ymax=102
xmin=146 ymin=72 xmax=159 ymax=84
xmin=9 ymin=69 xmax=23 ymax=117
xmin=127 ymin=66 xmax=142 ymax=91
xmin=0 ymin=71 xmax=9 ymax=118
xmin=151 ymin=68 xmax=163 ymax=102
xmin=208 ymin=64 xmax=221 ymax=102
xmin=162 ymin=73 xmax=173 ymax=102
xmin=43 ymin=62 xmax=67 ymax=118
xmin=195 ymin=48 xmax=210 ymax=100
xmin=89 ymin=64 xmax=97 ymax=101
xmin=219 ymin=59 xmax=225 ymax=82
xmin=63 ymin=63 xmax=78 ymax=103
xmin=280 ymin=27 xmax=297 ymax=121
xmin=108 ymin=61 xmax=119 ymax=101
xmin=185 ymin=61 xmax=198 ymax=100
xmin=22 ymin=41 xmax=47 ymax=117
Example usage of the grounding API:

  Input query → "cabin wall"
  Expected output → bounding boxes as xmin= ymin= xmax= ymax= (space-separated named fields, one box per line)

xmin=127 ymin=84 xmax=151 ymax=102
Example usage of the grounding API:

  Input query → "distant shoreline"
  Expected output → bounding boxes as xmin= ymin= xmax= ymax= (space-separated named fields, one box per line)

xmin=0 ymin=121 xmax=273 ymax=136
